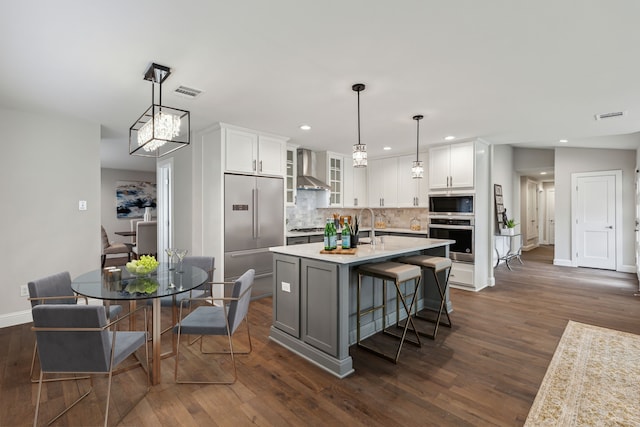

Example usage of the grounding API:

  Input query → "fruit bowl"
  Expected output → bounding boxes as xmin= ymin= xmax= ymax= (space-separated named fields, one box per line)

xmin=125 ymin=255 xmax=159 ymax=276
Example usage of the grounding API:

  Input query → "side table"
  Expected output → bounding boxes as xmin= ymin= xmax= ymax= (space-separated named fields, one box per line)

xmin=495 ymin=233 xmax=523 ymax=270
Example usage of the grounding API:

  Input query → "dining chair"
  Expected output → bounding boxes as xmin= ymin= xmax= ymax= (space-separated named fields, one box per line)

xmin=173 ymin=268 xmax=254 ymax=384
xmin=31 ymin=304 xmax=149 ymax=427
xmin=101 ymin=225 xmax=132 ymax=267
xmin=133 ymin=221 xmax=157 ymax=259
xmin=129 ymin=218 xmax=142 ymax=244
xmin=28 ymin=271 xmax=123 ymax=382
xmin=146 ymin=256 xmax=215 ymax=336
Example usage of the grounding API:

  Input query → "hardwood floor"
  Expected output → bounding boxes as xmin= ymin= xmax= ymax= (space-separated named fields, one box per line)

xmin=3 ymin=246 xmax=640 ymax=426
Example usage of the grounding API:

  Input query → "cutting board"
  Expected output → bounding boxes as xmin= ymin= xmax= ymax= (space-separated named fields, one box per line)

xmin=320 ymin=247 xmax=357 ymax=255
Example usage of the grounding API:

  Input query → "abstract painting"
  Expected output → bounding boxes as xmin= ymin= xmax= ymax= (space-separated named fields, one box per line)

xmin=116 ymin=181 xmax=156 ymax=218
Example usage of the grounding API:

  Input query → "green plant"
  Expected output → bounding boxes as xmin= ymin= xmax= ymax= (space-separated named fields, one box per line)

xmin=505 ymin=219 xmax=518 ymax=228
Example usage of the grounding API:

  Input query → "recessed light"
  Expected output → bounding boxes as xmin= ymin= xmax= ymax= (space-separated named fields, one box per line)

xmin=540 ymin=172 xmax=547 ymax=175
xmin=559 ymin=139 xmax=568 ymax=143
xmin=383 ymin=146 xmax=392 ymax=151
xmin=445 ymin=136 xmax=456 ymax=141
xmin=299 ymin=124 xmax=311 ymax=131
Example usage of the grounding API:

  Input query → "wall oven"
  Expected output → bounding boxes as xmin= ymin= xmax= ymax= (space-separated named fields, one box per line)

xmin=429 ymin=216 xmax=474 ymax=262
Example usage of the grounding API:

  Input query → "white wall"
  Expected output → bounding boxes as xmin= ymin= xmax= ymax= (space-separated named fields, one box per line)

xmin=100 ymin=168 xmax=156 ymax=245
xmin=555 ymin=147 xmax=636 ymax=268
xmin=0 ymin=109 xmax=101 ymax=326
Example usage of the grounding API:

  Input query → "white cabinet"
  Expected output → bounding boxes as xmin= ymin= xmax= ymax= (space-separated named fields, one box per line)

xmin=224 ymin=127 xmax=286 ymax=176
xmin=345 ymin=165 xmax=367 ymax=208
xmin=428 ymin=141 xmax=474 ymax=190
xmin=397 ymin=154 xmax=429 ymax=207
xmin=449 ymin=261 xmax=474 ymax=288
xmin=285 ymin=144 xmax=298 ymax=205
xmin=368 ymin=157 xmax=398 ymax=207
xmin=317 ymin=152 xmax=346 ymax=207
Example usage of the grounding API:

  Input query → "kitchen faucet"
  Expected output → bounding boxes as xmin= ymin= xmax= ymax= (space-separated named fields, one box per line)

xmin=359 ymin=208 xmax=376 ymax=246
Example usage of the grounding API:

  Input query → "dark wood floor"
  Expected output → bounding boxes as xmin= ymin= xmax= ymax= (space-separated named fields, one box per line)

xmin=3 ymin=246 xmax=640 ymax=426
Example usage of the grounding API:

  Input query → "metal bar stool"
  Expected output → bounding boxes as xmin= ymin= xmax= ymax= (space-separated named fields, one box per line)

xmin=356 ymin=261 xmax=422 ymax=363
xmin=396 ymin=255 xmax=452 ymax=339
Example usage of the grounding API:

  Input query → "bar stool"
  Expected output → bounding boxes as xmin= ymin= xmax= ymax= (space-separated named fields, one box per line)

xmin=396 ymin=255 xmax=452 ymax=339
xmin=356 ymin=261 xmax=422 ymax=363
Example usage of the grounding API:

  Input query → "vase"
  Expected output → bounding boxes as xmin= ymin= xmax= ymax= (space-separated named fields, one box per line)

xmin=143 ymin=207 xmax=152 ymax=222
xmin=351 ymin=233 xmax=359 ymax=248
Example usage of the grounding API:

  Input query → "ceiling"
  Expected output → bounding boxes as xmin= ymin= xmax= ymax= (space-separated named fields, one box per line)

xmin=3 ymin=1 xmax=640 ymax=173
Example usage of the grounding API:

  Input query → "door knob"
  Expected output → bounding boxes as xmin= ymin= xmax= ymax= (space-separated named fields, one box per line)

xmin=605 ymin=225 xmax=613 ymax=229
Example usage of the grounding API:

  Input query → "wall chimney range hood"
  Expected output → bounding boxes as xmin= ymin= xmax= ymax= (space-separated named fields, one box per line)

xmin=296 ymin=149 xmax=330 ymax=191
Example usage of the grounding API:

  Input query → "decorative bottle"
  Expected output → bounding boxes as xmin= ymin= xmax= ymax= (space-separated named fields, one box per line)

xmin=342 ymin=219 xmax=351 ymax=249
xmin=329 ymin=220 xmax=337 ymax=250
xmin=324 ymin=218 xmax=332 ymax=251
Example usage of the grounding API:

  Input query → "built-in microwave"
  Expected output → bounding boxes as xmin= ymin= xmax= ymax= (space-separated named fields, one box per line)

xmin=429 ymin=194 xmax=474 ymax=215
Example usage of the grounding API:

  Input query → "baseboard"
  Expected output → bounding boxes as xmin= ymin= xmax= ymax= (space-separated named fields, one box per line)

xmin=554 ymin=259 xmax=574 ymax=267
xmin=0 ymin=309 xmax=32 ymax=328
xmin=619 ymin=264 xmax=636 ymax=274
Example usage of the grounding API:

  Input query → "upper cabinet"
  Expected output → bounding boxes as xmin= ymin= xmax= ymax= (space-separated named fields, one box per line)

xmin=344 ymin=163 xmax=367 ymax=208
xmin=428 ymin=141 xmax=474 ymax=190
xmin=368 ymin=157 xmax=398 ymax=207
xmin=285 ymin=144 xmax=299 ymax=205
xmin=397 ymin=154 xmax=429 ymax=207
xmin=224 ymin=126 xmax=287 ymax=176
xmin=316 ymin=151 xmax=344 ymax=207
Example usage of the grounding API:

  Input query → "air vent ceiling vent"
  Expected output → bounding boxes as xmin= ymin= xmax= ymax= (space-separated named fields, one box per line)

xmin=594 ymin=111 xmax=627 ymax=120
xmin=173 ymin=85 xmax=203 ymax=99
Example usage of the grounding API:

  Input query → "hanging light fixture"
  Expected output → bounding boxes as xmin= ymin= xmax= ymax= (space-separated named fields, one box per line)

xmin=129 ymin=63 xmax=190 ymax=157
xmin=352 ymin=83 xmax=367 ymax=167
xmin=411 ymin=114 xmax=424 ymax=179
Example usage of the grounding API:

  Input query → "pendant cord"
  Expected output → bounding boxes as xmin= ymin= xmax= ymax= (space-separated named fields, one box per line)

xmin=357 ymin=90 xmax=361 ymax=146
xmin=416 ymin=119 xmax=420 ymax=161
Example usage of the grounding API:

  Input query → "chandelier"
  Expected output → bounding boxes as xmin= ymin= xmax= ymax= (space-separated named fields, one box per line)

xmin=352 ymin=83 xmax=367 ymax=167
xmin=411 ymin=115 xmax=424 ymax=178
xmin=129 ymin=63 xmax=190 ymax=157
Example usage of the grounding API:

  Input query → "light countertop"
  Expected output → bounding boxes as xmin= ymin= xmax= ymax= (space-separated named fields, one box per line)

xmin=270 ymin=236 xmax=454 ymax=264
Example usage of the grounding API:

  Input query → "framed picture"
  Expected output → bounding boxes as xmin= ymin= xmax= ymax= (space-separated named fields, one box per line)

xmin=116 ymin=181 xmax=156 ymax=219
xmin=494 ymin=184 xmax=505 ymax=229
xmin=494 ymin=183 xmax=502 ymax=196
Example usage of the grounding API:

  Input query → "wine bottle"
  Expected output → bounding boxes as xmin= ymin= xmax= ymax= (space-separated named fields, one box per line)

xmin=324 ymin=218 xmax=332 ymax=251
xmin=329 ymin=220 xmax=337 ymax=250
xmin=341 ymin=219 xmax=351 ymax=249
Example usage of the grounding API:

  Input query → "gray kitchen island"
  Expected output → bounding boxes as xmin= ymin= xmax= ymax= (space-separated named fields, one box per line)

xmin=269 ymin=236 xmax=454 ymax=378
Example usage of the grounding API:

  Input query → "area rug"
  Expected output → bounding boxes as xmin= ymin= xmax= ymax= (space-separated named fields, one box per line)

xmin=524 ymin=320 xmax=640 ymax=426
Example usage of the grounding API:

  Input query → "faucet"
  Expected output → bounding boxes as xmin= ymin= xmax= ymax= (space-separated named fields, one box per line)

xmin=359 ymin=208 xmax=376 ymax=246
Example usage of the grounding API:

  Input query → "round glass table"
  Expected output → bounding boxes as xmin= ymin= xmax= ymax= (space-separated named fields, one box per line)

xmin=71 ymin=263 xmax=208 ymax=384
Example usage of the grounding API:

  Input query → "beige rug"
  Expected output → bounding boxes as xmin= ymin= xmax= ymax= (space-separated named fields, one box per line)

xmin=525 ymin=321 xmax=640 ymax=426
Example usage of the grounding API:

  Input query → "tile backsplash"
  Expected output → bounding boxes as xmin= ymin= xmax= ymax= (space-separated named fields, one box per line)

xmin=286 ymin=189 xmax=429 ymax=230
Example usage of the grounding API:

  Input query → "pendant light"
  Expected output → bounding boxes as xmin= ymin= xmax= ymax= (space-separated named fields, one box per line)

xmin=129 ymin=63 xmax=190 ymax=157
xmin=411 ymin=115 xmax=424 ymax=179
xmin=352 ymin=83 xmax=367 ymax=167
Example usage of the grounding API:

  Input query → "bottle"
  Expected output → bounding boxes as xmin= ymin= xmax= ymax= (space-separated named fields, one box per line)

xmin=324 ymin=218 xmax=332 ymax=250
xmin=342 ymin=219 xmax=351 ymax=249
xmin=329 ymin=219 xmax=338 ymax=250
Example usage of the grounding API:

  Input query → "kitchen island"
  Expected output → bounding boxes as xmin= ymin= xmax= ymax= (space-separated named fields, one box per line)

xmin=269 ymin=236 xmax=454 ymax=378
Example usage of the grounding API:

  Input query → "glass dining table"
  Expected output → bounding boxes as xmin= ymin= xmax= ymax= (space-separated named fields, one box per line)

xmin=71 ymin=263 xmax=208 ymax=385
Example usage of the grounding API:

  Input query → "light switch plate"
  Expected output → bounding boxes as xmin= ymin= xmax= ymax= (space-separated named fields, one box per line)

xmin=78 ymin=200 xmax=87 ymax=211
xmin=281 ymin=281 xmax=291 ymax=293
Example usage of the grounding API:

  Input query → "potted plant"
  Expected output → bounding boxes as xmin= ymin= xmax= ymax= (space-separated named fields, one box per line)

xmin=502 ymin=219 xmax=518 ymax=235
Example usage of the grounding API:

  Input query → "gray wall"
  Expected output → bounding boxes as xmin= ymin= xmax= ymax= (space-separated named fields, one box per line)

xmin=100 ymin=168 xmax=156 ymax=245
xmin=555 ymin=147 xmax=636 ymax=267
xmin=0 ymin=109 xmax=101 ymax=326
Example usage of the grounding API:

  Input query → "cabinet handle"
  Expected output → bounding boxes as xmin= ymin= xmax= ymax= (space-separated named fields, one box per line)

xmin=354 ymin=198 xmax=358 ymax=206
xmin=253 ymin=160 xmax=257 ymax=171
xmin=259 ymin=160 xmax=263 ymax=172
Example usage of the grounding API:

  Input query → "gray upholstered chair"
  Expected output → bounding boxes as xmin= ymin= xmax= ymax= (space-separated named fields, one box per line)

xmin=133 ymin=221 xmax=157 ymax=258
xmin=101 ymin=226 xmax=132 ymax=267
xmin=28 ymin=271 xmax=123 ymax=382
xmin=130 ymin=218 xmax=142 ymax=244
xmin=173 ymin=268 xmax=254 ymax=384
xmin=31 ymin=304 xmax=149 ymax=427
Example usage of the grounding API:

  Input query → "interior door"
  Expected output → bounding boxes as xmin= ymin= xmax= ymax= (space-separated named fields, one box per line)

xmin=575 ymin=174 xmax=616 ymax=269
xmin=635 ymin=170 xmax=640 ymax=280
xmin=546 ymin=188 xmax=555 ymax=244
xmin=526 ymin=180 xmax=538 ymax=242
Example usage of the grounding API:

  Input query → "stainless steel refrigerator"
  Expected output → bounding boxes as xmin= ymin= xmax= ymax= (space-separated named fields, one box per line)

xmin=224 ymin=174 xmax=284 ymax=298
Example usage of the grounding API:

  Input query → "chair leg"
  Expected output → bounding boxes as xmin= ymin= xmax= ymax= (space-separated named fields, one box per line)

xmin=101 ymin=255 xmax=106 ymax=268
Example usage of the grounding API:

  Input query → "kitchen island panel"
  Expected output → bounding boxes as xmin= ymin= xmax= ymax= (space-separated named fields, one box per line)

xmin=301 ymin=259 xmax=338 ymax=356
xmin=273 ymin=255 xmax=300 ymax=338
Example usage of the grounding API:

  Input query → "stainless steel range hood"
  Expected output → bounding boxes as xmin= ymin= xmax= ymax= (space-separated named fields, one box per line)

xmin=297 ymin=149 xmax=330 ymax=190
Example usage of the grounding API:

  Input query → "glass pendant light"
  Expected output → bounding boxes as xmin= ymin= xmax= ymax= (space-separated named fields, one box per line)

xmin=411 ymin=114 xmax=424 ymax=179
xmin=352 ymin=83 xmax=367 ymax=167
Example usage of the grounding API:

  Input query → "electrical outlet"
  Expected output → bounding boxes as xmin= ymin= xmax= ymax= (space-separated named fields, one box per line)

xmin=281 ymin=281 xmax=291 ymax=293
xmin=20 ymin=285 xmax=29 ymax=297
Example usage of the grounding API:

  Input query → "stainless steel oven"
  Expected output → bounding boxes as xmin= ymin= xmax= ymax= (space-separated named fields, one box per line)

xmin=429 ymin=216 xmax=474 ymax=262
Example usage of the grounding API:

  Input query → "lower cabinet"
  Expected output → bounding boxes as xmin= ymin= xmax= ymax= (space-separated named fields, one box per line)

xmin=273 ymin=255 xmax=339 ymax=357
xmin=449 ymin=261 xmax=474 ymax=287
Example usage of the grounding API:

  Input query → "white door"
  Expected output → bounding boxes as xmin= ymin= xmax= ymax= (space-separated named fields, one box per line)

xmin=157 ymin=159 xmax=173 ymax=263
xmin=546 ymin=189 xmax=555 ymax=244
xmin=526 ymin=180 xmax=538 ymax=242
xmin=575 ymin=173 xmax=616 ymax=269
xmin=635 ymin=170 xmax=640 ymax=280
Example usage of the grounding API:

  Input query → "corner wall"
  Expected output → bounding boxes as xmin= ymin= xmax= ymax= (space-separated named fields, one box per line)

xmin=0 ymin=109 xmax=101 ymax=326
